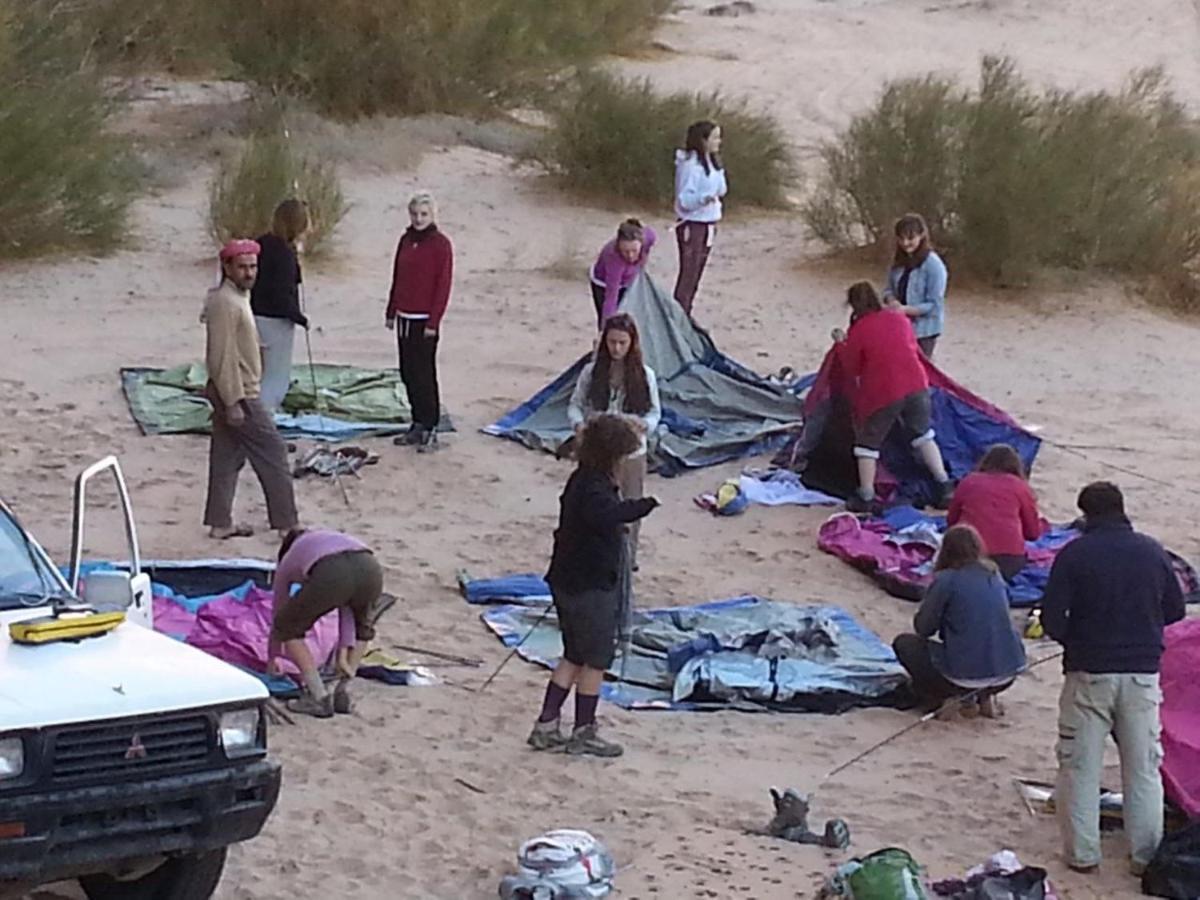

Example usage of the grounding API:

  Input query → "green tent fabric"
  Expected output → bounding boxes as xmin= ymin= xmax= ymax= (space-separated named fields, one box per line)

xmin=120 ymin=363 xmax=447 ymax=438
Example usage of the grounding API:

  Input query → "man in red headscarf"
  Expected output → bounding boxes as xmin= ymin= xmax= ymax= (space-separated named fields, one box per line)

xmin=202 ymin=239 xmax=299 ymax=539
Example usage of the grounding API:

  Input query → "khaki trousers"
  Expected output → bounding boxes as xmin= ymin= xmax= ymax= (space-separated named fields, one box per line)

xmin=1055 ymin=672 xmax=1165 ymax=869
xmin=203 ymin=390 xmax=298 ymax=531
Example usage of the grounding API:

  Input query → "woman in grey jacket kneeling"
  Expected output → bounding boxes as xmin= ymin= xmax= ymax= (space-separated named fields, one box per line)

xmin=892 ymin=524 xmax=1027 ymax=718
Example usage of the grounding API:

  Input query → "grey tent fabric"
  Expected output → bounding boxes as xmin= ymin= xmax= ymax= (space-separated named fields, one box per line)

xmin=483 ymin=274 xmax=804 ymax=475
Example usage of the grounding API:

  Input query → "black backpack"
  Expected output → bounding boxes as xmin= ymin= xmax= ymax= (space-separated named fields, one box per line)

xmin=1143 ymin=822 xmax=1200 ymax=899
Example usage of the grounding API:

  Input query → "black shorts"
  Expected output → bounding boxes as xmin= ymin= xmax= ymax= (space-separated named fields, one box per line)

xmin=554 ymin=585 xmax=621 ymax=670
xmin=855 ymin=390 xmax=932 ymax=451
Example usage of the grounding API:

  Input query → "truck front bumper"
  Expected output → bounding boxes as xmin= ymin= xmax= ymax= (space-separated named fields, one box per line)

xmin=0 ymin=759 xmax=281 ymax=886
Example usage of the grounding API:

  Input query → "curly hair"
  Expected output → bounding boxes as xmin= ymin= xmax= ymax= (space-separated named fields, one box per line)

xmin=589 ymin=313 xmax=651 ymax=415
xmin=576 ymin=414 xmax=640 ymax=476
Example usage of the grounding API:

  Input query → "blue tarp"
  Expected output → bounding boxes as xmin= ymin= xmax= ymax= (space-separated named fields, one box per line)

xmin=775 ymin=345 xmax=1042 ymax=507
xmin=465 ymin=575 xmax=910 ymax=713
xmin=483 ymin=273 xmax=805 ymax=476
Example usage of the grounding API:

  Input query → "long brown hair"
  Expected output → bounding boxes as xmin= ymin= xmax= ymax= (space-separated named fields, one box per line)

xmin=576 ymin=414 xmax=640 ymax=477
xmin=892 ymin=212 xmax=932 ymax=269
xmin=846 ymin=281 xmax=883 ymax=320
xmin=934 ymin=524 xmax=996 ymax=573
xmin=590 ymin=313 xmax=651 ymax=415
xmin=977 ymin=444 xmax=1026 ymax=479
xmin=685 ymin=120 xmax=723 ymax=175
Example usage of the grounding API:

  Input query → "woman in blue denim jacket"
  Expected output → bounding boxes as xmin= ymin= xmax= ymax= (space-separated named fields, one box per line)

xmin=883 ymin=213 xmax=948 ymax=359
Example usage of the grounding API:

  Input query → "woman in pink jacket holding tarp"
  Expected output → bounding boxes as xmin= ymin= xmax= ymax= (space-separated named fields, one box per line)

xmin=589 ymin=218 xmax=656 ymax=328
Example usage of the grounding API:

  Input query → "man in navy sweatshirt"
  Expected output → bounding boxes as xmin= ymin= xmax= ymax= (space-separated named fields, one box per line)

xmin=1042 ymin=481 xmax=1185 ymax=876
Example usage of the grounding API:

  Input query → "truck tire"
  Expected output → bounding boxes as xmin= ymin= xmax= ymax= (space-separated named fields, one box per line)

xmin=78 ymin=848 xmax=227 ymax=900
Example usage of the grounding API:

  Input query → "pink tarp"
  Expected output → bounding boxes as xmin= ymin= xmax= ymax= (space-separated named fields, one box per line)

xmin=1161 ymin=618 xmax=1200 ymax=818
xmin=153 ymin=586 xmax=338 ymax=677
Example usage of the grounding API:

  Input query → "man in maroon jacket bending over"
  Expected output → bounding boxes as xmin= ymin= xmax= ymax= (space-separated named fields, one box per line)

xmin=385 ymin=190 xmax=454 ymax=453
xmin=834 ymin=281 xmax=954 ymax=513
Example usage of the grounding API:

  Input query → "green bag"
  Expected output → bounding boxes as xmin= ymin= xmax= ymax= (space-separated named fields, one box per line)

xmin=825 ymin=847 xmax=930 ymax=900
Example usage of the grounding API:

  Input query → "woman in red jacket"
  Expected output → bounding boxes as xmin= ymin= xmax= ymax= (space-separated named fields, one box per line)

xmin=385 ymin=191 xmax=454 ymax=452
xmin=837 ymin=282 xmax=953 ymax=512
xmin=948 ymin=444 xmax=1042 ymax=581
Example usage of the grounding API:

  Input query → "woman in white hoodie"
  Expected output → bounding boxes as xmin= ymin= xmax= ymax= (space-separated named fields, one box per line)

xmin=673 ymin=120 xmax=728 ymax=317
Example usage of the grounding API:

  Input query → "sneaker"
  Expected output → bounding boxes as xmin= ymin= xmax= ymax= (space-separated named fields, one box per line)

xmin=287 ymin=692 xmax=335 ymax=719
xmin=527 ymin=717 xmax=568 ymax=751
xmin=1131 ymin=860 xmax=1149 ymax=877
xmin=566 ymin=723 xmax=624 ymax=758
xmin=416 ymin=430 xmax=439 ymax=454
xmin=332 ymin=678 xmax=354 ymax=715
xmin=1068 ymin=862 xmax=1099 ymax=875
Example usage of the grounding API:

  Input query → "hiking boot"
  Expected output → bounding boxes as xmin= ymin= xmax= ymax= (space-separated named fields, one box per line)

xmin=416 ymin=430 xmax=439 ymax=454
xmin=287 ymin=692 xmax=335 ymax=719
xmin=979 ymin=694 xmax=1004 ymax=719
xmin=527 ymin=717 xmax=568 ymax=751
xmin=566 ymin=724 xmax=624 ymax=758
xmin=332 ymin=678 xmax=354 ymax=715
xmin=394 ymin=425 xmax=425 ymax=447
xmin=844 ymin=493 xmax=880 ymax=515
xmin=931 ymin=479 xmax=956 ymax=510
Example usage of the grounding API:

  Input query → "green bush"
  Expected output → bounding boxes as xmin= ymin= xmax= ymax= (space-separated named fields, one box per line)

xmin=803 ymin=57 xmax=1200 ymax=309
xmin=0 ymin=4 xmax=141 ymax=258
xmin=208 ymin=126 xmax=349 ymax=255
xmin=215 ymin=0 xmax=672 ymax=118
xmin=536 ymin=71 xmax=797 ymax=210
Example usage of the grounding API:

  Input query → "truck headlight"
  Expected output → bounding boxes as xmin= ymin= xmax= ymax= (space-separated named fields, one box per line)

xmin=0 ymin=738 xmax=24 ymax=781
xmin=219 ymin=709 xmax=262 ymax=758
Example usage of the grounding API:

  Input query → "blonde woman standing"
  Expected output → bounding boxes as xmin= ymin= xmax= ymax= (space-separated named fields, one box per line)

xmin=385 ymin=191 xmax=454 ymax=452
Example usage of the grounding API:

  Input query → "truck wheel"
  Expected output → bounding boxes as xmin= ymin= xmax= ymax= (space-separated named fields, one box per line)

xmin=78 ymin=848 xmax=227 ymax=900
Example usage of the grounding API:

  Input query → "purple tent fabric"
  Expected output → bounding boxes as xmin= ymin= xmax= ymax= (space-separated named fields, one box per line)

xmin=817 ymin=508 xmax=1198 ymax=608
xmin=154 ymin=584 xmax=338 ymax=676
xmin=1162 ymin=618 xmax=1200 ymax=819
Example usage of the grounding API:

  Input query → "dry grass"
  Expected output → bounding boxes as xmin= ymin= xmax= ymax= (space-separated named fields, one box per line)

xmin=803 ymin=57 xmax=1200 ymax=312
xmin=534 ymin=71 xmax=797 ymax=210
xmin=208 ymin=116 xmax=349 ymax=256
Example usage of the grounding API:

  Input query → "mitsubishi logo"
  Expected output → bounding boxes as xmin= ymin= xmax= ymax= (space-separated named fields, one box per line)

xmin=124 ymin=733 xmax=148 ymax=761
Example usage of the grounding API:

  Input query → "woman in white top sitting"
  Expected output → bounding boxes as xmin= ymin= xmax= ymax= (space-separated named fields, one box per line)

xmin=673 ymin=120 xmax=728 ymax=318
xmin=567 ymin=313 xmax=662 ymax=569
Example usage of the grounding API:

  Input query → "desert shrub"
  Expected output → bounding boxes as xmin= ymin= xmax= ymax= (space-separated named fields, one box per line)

xmin=0 ymin=3 xmax=141 ymax=258
xmin=803 ymin=57 xmax=1200 ymax=309
xmin=536 ymin=71 xmax=796 ymax=210
xmin=208 ymin=124 xmax=349 ymax=255
xmin=215 ymin=0 xmax=672 ymax=118
xmin=68 ymin=0 xmax=226 ymax=73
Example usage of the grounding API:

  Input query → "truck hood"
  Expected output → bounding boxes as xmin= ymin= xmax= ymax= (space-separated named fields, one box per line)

xmin=0 ymin=607 xmax=268 ymax=731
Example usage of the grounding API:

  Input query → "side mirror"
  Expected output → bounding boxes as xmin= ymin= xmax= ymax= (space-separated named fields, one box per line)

xmin=80 ymin=571 xmax=135 ymax=613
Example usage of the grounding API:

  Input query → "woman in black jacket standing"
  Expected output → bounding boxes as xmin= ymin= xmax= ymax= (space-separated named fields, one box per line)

xmin=528 ymin=414 xmax=659 ymax=758
xmin=251 ymin=199 xmax=310 ymax=413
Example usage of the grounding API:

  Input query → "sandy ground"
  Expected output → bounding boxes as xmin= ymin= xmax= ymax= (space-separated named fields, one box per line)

xmin=4 ymin=1 xmax=1200 ymax=897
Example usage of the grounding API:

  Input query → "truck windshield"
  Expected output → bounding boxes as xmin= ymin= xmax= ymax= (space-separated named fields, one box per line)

xmin=0 ymin=508 xmax=64 ymax=610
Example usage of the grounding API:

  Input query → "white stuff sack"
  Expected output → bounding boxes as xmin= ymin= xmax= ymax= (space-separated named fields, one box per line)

xmin=498 ymin=829 xmax=616 ymax=899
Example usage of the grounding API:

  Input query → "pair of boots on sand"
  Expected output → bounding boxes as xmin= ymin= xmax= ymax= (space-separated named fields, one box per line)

xmin=288 ymin=677 xmax=354 ymax=719
xmin=937 ymin=692 xmax=1003 ymax=721
xmin=527 ymin=718 xmax=623 ymax=758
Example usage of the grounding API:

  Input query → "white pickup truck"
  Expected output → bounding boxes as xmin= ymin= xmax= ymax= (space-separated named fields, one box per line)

xmin=0 ymin=458 xmax=281 ymax=899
